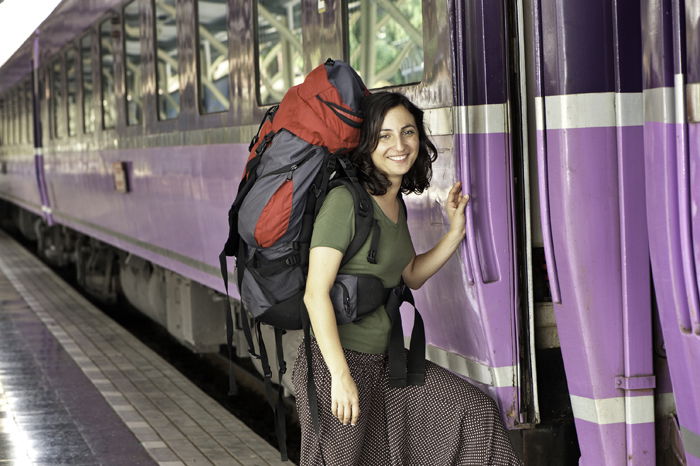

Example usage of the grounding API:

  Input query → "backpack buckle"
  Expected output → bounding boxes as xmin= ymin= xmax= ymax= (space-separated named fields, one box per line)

xmin=284 ymin=255 xmax=299 ymax=266
xmin=367 ymin=249 xmax=377 ymax=264
xmin=358 ymin=200 xmax=369 ymax=216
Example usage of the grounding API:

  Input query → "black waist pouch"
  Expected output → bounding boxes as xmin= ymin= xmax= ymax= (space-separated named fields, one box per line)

xmin=330 ymin=274 xmax=391 ymax=324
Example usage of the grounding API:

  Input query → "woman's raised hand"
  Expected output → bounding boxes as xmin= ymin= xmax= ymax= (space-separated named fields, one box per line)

xmin=331 ymin=371 xmax=360 ymax=426
xmin=445 ymin=181 xmax=469 ymax=238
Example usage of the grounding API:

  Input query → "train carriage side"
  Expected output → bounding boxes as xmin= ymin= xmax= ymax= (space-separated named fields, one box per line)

xmin=0 ymin=0 xmax=563 ymax=462
xmin=642 ymin=0 xmax=700 ymax=464
xmin=523 ymin=0 xmax=672 ymax=464
xmin=8 ymin=0 xmax=700 ymax=464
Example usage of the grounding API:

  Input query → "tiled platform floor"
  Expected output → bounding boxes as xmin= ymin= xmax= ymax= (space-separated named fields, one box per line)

xmin=0 ymin=230 xmax=286 ymax=465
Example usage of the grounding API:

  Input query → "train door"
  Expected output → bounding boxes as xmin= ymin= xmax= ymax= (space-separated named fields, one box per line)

xmin=445 ymin=0 xmax=539 ymax=430
xmin=527 ymin=0 xmax=656 ymax=465
xmin=643 ymin=1 xmax=700 ymax=464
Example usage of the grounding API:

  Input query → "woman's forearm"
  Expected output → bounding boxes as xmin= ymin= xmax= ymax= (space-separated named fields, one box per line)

xmin=303 ymin=292 xmax=351 ymax=377
xmin=403 ymin=229 xmax=463 ymax=289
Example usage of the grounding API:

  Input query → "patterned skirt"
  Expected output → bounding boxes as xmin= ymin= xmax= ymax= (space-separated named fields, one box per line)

xmin=292 ymin=340 xmax=523 ymax=466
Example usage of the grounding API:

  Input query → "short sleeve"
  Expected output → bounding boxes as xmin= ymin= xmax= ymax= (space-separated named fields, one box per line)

xmin=310 ymin=186 xmax=355 ymax=253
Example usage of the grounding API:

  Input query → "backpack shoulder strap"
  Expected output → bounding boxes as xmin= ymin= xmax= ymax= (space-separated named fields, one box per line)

xmin=328 ymin=177 xmax=374 ymax=267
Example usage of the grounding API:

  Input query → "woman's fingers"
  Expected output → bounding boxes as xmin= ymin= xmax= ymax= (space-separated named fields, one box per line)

xmin=336 ymin=404 xmax=345 ymax=424
xmin=330 ymin=372 xmax=359 ymax=425
xmin=448 ymin=182 xmax=461 ymax=205
xmin=331 ymin=398 xmax=360 ymax=425
xmin=350 ymin=399 xmax=360 ymax=426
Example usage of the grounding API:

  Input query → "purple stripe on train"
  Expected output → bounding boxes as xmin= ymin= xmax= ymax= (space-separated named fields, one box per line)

xmin=540 ymin=0 xmax=644 ymax=95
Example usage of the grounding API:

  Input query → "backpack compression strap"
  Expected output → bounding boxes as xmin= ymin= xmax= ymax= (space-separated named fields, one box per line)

xmin=385 ymin=283 xmax=426 ymax=387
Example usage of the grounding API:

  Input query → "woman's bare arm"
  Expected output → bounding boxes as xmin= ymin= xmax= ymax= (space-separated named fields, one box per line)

xmin=402 ymin=182 xmax=469 ymax=289
xmin=303 ymin=246 xmax=360 ymax=426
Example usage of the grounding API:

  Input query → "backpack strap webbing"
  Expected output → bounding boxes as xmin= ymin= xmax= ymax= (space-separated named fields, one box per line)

xmin=385 ymin=283 xmax=426 ymax=387
xmin=327 ymin=177 xmax=374 ymax=268
xmin=256 ymin=322 xmax=289 ymax=461
xmin=218 ymin=250 xmax=239 ymax=396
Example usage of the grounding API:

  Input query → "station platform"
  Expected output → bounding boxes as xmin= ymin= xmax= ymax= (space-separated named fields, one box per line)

xmin=0 ymin=230 xmax=286 ymax=465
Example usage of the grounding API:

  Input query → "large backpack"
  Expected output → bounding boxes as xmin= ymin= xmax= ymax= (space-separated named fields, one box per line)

xmin=219 ymin=59 xmax=426 ymax=461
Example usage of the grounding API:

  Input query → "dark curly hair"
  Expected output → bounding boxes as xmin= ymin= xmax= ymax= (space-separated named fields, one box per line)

xmin=350 ymin=92 xmax=437 ymax=195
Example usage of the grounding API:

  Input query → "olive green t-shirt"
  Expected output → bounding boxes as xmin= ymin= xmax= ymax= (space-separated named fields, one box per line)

xmin=310 ymin=186 xmax=416 ymax=354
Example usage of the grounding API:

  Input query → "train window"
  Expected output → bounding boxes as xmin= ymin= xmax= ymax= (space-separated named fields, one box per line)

xmin=154 ymin=0 xmax=180 ymax=120
xmin=196 ymin=0 xmax=230 ymax=113
xmin=66 ymin=49 xmax=79 ymax=136
xmin=25 ymin=81 xmax=33 ymax=142
xmin=19 ymin=87 xmax=26 ymax=143
xmin=7 ymin=93 xmax=13 ymax=145
xmin=81 ymin=34 xmax=96 ymax=133
xmin=51 ymin=60 xmax=64 ymax=138
xmin=17 ymin=89 xmax=23 ymax=143
xmin=346 ymin=0 xmax=424 ymax=89
xmin=124 ymin=1 xmax=142 ymax=125
xmin=10 ymin=91 xmax=16 ymax=144
xmin=11 ymin=90 xmax=17 ymax=144
xmin=255 ymin=0 xmax=304 ymax=105
xmin=100 ymin=19 xmax=116 ymax=129
xmin=0 ymin=98 xmax=4 ymax=145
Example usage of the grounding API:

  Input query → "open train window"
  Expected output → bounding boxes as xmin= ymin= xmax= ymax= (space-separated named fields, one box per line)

xmin=254 ymin=0 xmax=304 ymax=105
xmin=66 ymin=49 xmax=79 ymax=137
xmin=196 ymin=0 xmax=230 ymax=113
xmin=51 ymin=59 xmax=64 ymax=139
xmin=100 ymin=18 xmax=117 ymax=129
xmin=154 ymin=0 xmax=180 ymax=120
xmin=344 ymin=0 xmax=424 ymax=89
xmin=81 ymin=33 xmax=96 ymax=134
xmin=124 ymin=0 xmax=143 ymax=126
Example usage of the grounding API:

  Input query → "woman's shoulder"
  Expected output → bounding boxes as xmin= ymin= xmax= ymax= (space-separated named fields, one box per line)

xmin=323 ymin=185 xmax=355 ymax=208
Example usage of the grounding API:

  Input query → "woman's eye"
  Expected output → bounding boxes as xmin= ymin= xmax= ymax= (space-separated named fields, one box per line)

xmin=403 ymin=129 xmax=416 ymax=136
xmin=379 ymin=134 xmax=390 ymax=140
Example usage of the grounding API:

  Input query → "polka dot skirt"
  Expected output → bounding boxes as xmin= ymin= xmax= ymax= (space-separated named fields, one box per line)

xmin=293 ymin=340 xmax=524 ymax=465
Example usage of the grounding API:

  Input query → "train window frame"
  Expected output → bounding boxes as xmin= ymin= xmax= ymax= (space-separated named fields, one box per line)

xmin=50 ymin=57 xmax=65 ymax=140
xmin=123 ymin=0 xmax=143 ymax=127
xmin=0 ymin=98 xmax=4 ymax=146
xmin=20 ymin=85 xmax=26 ymax=144
xmin=195 ymin=0 xmax=231 ymax=115
xmin=13 ymin=88 xmax=19 ymax=144
xmin=342 ymin=0 xmax=425 ymax=91
xmin=81 ymin=30 xmax=97 ymax=135
xmin=8 ymin=90 xmax=15 ymax=145
xmin=99 ymin=16 xmax=118 ymax=130
xmin=153 ymin=0 xmax=181 ymax=121
xmin=253 ymin=0 xmax=305 ymax=106
xmin=12 ymin=88 xmax=20 ymax=145
xmin=7 ymin=92 xmax=13 ymax=145
xmin=25 ymin=80 xmax=33 ymax=144
xmin=66 ymin=47 xmax=80 ymax=137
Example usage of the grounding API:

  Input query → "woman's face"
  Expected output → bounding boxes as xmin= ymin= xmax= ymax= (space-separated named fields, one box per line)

xmin=370 ymin=105 xmax=419 ymax=185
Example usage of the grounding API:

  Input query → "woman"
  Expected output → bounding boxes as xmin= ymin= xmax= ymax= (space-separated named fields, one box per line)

xmin=293 ymin=92 xmax=522 ymax=465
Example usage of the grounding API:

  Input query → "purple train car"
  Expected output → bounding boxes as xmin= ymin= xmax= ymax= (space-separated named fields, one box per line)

xmin=0 ymin=0 xmax=698 ymax=464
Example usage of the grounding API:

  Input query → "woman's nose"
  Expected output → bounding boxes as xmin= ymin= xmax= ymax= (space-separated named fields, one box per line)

xmin=394 ymin=136 xmax=404 ymax=150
